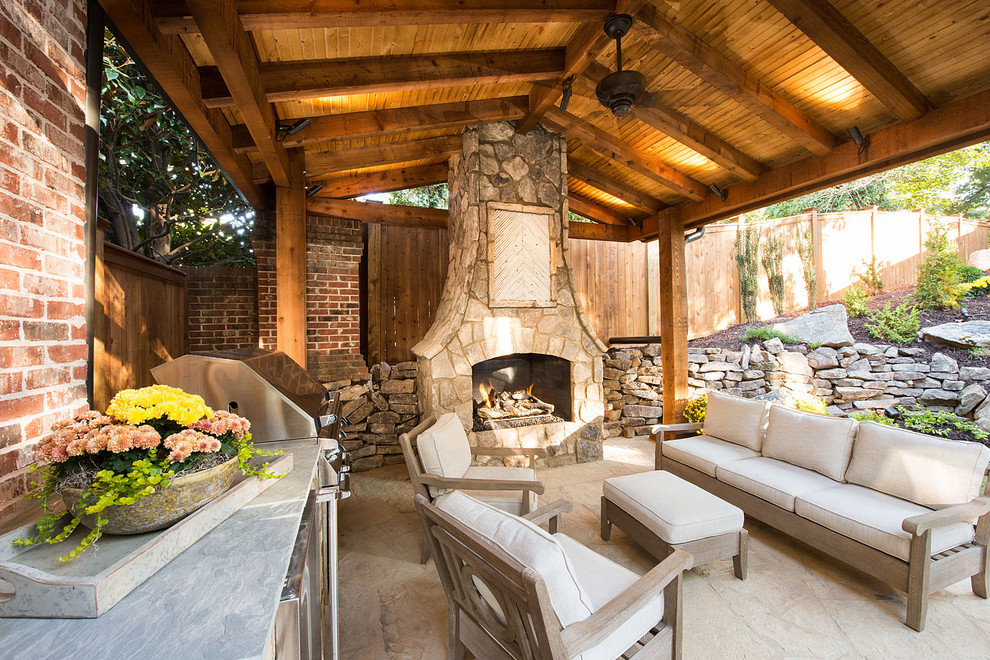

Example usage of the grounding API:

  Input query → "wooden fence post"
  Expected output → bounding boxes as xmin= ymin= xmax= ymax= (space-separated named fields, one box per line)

xmin=659 ymin=215 xmax=688 ymax=423
xmin=809 ymin=207 xmax=824 ymax=304
xmin=366 ymin=224 xmax=383 ymax=365
xmin=275 ymin=153 xmax=308 ymax=369
xmin=647 ymin=240 xmax=660 ymax=335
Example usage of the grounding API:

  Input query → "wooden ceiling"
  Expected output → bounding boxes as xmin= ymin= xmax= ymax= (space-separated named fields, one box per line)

xmin=99 ymin=0 xmax=990 ymax=240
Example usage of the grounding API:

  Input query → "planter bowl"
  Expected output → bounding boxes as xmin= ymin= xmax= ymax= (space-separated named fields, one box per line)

xmin=61 ymin=457 xmax=238 ymax=535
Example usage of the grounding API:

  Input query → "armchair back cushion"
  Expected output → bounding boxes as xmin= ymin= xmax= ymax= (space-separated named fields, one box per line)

xmin=417 ymin=412 xmax=472 ymax=480
xmin=703 ymin=391 xmax=769 ymax=451
xmin=762 ymin=405 xmax=858 ymax=481
xmin=435 ymin=491 xmax=595 ymax=628
xmin=845 ymin=421 xmax=990 ymax=507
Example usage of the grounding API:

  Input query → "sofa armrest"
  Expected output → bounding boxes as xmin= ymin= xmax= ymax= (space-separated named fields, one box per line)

xmin=523 ymin=499 xmax=572 ymax=533
xmin=419 ymin=474 xmax=546 ymax=495
xmin=902 ymin=497 xmax=990 ymax=535
xmin=649 ymin=422 xmax=703 ymax=439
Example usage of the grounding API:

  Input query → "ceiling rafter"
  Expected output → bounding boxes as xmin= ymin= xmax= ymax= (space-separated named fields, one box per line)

xmin=232 ymin=96 xmax=529 ymax=154
xmin=566 ymin=159 xmax=664 ymax=213
xmin=186 ymin=0 xmax=289 ymax=186
xmin=153 ymin=0 xmax=614 ymax=33
xmin=632 ymin=5 xmax=836 ymax=156
xmin=201 ymin=50 xmax=565 ymax=107
xmin=304 ymin=135 xmax=462 ymax=180
xmin=764 ymin=0 xmax=929 ymax=122
xmin=314 ymin=163 xmax=450 ymax=199
xmin=567 ymin=193 xmax=632 ymax=225
xmin=542 ymin=107 xmax=709 ymax=200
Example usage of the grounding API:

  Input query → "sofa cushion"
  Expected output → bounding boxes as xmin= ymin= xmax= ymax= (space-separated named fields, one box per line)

xmin=762 ymin=405 xmax=858 ymax=481
xmin=845 ymin=421 xmax=990 ymax=507
xmin=716 ymin=457 xmax=840 ymax=511
xmin=604 ymin=470 xmax=744 ymax=545
xmin=555 ymin=533 xmax=665 ymax=660
xmin=702 ymin=391 xmax=769 ymax=451
xmin=661 ymin=435 xmax=759 ymax=477
xmin=796 ymin=484 xmax=976 ymax=561
xmin=461 ymin=465 xmax=538 ymax=515
xmin=418 ymin=412 xmax=472 ymax=480
xmin=435 ymin=491 xmax=594 ymax=628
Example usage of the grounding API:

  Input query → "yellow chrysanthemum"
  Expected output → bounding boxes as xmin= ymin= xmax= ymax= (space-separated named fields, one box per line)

xmin=106 ymin=385 xmax=214 ymax=426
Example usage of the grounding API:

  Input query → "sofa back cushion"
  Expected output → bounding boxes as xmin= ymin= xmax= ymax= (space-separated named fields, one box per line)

xmin=845 ymin=421 xmax=990 ymax=507
xmin=762 ymin=405 xmax=858 ymax=481
xmin=702 ymin=391 xmax=769 ymax=451
xmin=417 ymin=412 xmax=472 ymax=479
xmin=435 ymin=491 xmax=595 ymax=628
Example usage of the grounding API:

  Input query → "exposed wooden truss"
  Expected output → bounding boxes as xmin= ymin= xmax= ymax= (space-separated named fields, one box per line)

xmin=567 ymin=159 xmax=665 ymax=213
xmin=567 ymin=193 xmax=632 ymax=225
xmin=315 ymin=163 xmax=450 ymax=199
xmin=304 ymin=136 xmax=462 ymax=180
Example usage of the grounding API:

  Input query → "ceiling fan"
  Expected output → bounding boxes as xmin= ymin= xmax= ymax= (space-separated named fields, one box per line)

xmin=594 ymin=14 xmax=646 ymax=117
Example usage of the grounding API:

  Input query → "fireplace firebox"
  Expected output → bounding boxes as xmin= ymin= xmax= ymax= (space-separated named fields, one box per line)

xmin=472 ymin=354 xmax=572 ymax=431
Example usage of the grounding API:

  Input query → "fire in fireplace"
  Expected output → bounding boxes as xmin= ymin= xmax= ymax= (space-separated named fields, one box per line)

xmin=472 ymin=353 xmax=571 ymax=431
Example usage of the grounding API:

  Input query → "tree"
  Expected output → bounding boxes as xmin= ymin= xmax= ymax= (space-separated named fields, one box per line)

xmin=386 ymin=184 xmax=448 ymax=209
xmin=99 ymin=31 xmax=254 ymax=265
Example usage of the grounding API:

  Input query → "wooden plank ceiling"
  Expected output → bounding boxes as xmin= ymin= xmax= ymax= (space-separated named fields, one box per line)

xmin=99 ymin=0 xmax=990 ymax=239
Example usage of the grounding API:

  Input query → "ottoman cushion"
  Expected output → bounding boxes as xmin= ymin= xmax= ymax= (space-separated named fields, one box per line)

xmin=604 ymin=471 xmax=744 ymax=545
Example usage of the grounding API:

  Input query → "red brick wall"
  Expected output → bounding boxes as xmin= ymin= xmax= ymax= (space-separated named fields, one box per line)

xmin=0 ymin=0 xmax=88 ymax=516
xmin=182 ymin=266 xmax=259 ymax=352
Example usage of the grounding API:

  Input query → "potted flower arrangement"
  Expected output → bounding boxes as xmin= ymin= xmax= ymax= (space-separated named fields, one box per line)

xmin=16 ymin=385 xmax=280 ymax=561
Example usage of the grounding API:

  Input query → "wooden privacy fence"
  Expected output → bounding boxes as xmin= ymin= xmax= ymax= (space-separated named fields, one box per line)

xmin=94 ymin=238 xmax=187 ymax=411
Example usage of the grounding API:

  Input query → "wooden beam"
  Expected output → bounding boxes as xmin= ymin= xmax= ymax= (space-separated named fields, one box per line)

xmin=567 ymin=159 xmax=665 ymax=213
xmin=154 ymin=0 xmax=614 ymax=33
xmin=633 ymin=5 xmax=835 ymax=156
xmin=201 ymin=50 xmax=565 ymax=107
xmin=765 ymin=0 xmax=929 ymax=122
xmin=543 ymin=107 xmax=709 ymax=200
xmin=658 ymin=214 xmax=688 ymax=423
xmin=305 ymin=135 xmax=461 ymax=179
xmin=631 ymin=87 xmax=990 ymax=236
xmin=567 ymin=193 xmax=630 ymax=225
xmin=317 ymin=163 xmax=449 ymax=199
xmin=187 ymin=0 xmax=289 ymax=187
xmin=275 ymin=156 xmax=307 ymax=368
xmin=97 ymin=0 xmax=262 ymax=206
xmin=568 ymin=220 xmax=631 ymax=242
xmin=232 ymin=97 xmax=528 ymax=153
xmin=516 ymin=0 xmax=648 ymax=135
xmin=308 ymin=197 xmax=449 ymax=228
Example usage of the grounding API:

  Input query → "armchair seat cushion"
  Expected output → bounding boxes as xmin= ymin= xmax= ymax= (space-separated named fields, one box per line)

xmin=661 ymin=435 xmax=759 ymax=477
xmin=461 ymin=466 xmax=539 ymax=514
xmin=554 ymin=534 xmax=666 ymax=660
xmin=716 ymin=457 xmax=839 ymax=511
xmin=795 ymin=484 xmax=975 ymax=561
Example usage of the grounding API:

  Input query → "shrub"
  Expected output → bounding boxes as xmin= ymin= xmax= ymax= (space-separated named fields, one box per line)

xmin=792 ymin=398 xmax=826 ymax=414
xmin=898 ymin=405 xmax=988 ymax=442
xmin=797 ymin=227 xmax=817 ymax=309
xmin=684 ymin=394 xmax=708 ymax=424
xmin=842 ymin=283 xmax=870 ymax=317
xmin=854 ymin=256 xmax=884 ymax=295
xmin=850 ymin=410 xmax=897 ymax=426
xmin=735 ymin=227 xmax=760 ymax=322
xmin=741 ymin=326 xmax=799 ymax=343
xmin=914 ymin=222 xmax=963 ymax=310
xmin=957 ymin=264 xmax=985 ymax=283
xmin=970 ymin=347 xmax=990 ymax=358
xmin=762 ymin=234 xmax=785 ymax=316
xmin=864 ymin=302 xmax=920 ymax=345
xmin=956 ymin=274 xmax=990 ymax=299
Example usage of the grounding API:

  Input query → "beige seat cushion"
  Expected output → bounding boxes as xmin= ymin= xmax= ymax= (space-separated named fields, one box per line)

xmin=661 ymin=435 xmax=759 ymax=477
xmin=762 ymin=405 xmax=858 ymax=481
xmin=703 ymin=391 xmax=769 ymax=451
xmin=555 ymin=533 xmax=666 ymax=660
xmin=435 ymin=491 xmax=594 ymax=628
xmin=417 ymin=413 xmax=472 ymax=496
xmin=796 ymin=484 xmax=976 ymax=561
xmin=716 ymin=457 xmax=839 ymax=511
xmin=845 ymin=421 xmax=990 ymax=507
xmin=462 ymin=465 xmax=538 ymax=515
xmin=604 ymin=471 xmax=744 ymax=545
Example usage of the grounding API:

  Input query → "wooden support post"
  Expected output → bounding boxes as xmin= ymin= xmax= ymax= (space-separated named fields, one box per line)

xmin=658 ymin=215 xmax=689 ymax=423
xmin=276 ymin=155 xmax=308 ymax=369
xmin=810 ymin=208 xmax=824 ymax=305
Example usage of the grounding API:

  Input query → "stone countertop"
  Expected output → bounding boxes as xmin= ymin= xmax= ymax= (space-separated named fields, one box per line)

xmin=0 ymin=438 xmax=321 ymax=660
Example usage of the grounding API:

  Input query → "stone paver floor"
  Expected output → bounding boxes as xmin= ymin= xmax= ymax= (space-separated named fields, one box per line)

xmin=338 ymin=436 xmax=990 ymax=659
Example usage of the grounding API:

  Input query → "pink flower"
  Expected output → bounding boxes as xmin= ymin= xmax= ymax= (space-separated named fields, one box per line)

xmin=163 ymin=428 xmax=222 ymax=462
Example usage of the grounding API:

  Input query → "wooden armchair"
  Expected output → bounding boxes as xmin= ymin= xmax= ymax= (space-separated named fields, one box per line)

xmin=400 ymin=413 xmax=547 ymax=562
xmin=416 ymin=492 xmax=692 ymax=660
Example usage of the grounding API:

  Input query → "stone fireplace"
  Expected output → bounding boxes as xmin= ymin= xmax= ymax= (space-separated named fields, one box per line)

xmin=412 ymin=122 xmax=606 ymax=465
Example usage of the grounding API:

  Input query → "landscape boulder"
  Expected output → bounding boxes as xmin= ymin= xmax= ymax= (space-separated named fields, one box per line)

xmin=771 ymin=305 xmax=854 ymax=347
xmin=968 ymin=248 xmax=990 ymax=270
xmin=921 ymin=321 xmax=990 ymax=349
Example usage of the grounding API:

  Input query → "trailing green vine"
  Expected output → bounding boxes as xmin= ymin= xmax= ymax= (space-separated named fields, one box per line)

xmin=761 ymin=233 xmax=785 ymax=316
xmin=797 ymin=226 xmax=817 ymax=309
xmin=735 ymin=226 xmax=760 ymax=323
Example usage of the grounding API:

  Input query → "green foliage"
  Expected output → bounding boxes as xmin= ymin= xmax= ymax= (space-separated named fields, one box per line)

xmin=100 ymin=31 xmax=253 ymax=265
xmin=761 ymin=234 xmax=786 ymax=316
xmin=956 ymin=274 xmax=990 ymax=299
xmin=734 ymin=226 xmax=760 ymax=322
xmin=842 ymin=284 xmax=870 ymax=317
xmin=957 ymin=264 xmax=985 ymax=283
xmin=970 ymin=347 xmax=990 ymax=358
xmin=806 ymin=341 xmax=822 ymax=351
xmin=854 ymin=256 xmax=885 ymax=295
xmin=386 ymin=184 xmax=449 ymax=209
xmin=797 ymin=226 xmax=817 ymax=309
xmin=864 ymin=302 xmax=920 ymax=345
xmin=850 ymin=410 xmax=897 ymax=426
xmin=898 ymin=406 xmax=989 ymax=442
xmin=741 ymin=326 xmax=799 ymax=343
xmin=914 ymin=222 xmax=963 ymax=310
xmin=792 ymin=398 xmax=826 ymax=414
xmin=754 ymin=175 xmax=894 ymax=219
xmin=684 ymin=394 xmax=708 ymax=424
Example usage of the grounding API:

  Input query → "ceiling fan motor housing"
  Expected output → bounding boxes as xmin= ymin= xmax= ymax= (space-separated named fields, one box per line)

xmin=596 ymin=70 xmax=646 ymax=117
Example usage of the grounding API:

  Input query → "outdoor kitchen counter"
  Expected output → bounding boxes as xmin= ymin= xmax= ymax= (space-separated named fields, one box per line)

xmin=0 ymin=438 xmax=322 ymax=660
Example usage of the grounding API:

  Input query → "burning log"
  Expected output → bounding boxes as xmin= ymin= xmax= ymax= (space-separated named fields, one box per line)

xmin=476 ymin=382 xmax=555 ymax=420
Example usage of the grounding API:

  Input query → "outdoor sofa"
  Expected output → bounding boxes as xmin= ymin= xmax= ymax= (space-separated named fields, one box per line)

xmin=652 ymin=391 xmax=990 ymax=631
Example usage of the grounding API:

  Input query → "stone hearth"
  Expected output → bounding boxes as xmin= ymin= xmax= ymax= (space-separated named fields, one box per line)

xmin=412 ymin=122 xmax=606 ymax=465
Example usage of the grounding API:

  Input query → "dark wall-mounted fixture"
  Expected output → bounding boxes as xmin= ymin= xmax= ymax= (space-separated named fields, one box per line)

xmin=847 ymin=126 xmax=870 ymax=155
xmin=276 ymin=118 xmax=311 ymax=142
xmin=595 ymin=14 xmax=645 ymax=117
xmin=559 ymin=75 xmax=574 ymax=112
xmin=709 ymin=183 xmax=728 ymax=202
xmin=305 ymin=184 xmax=323 ymax=197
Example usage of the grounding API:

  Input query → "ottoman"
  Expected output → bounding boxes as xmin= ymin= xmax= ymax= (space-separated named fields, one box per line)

xmin=601 ymin=470 xmax=748 ymax=579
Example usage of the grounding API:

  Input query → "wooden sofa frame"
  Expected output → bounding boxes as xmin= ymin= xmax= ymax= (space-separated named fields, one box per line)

xmin=400 ymin=414 xmax=548 ymax=563
xmin=652 ymin=423 xmax=990 ymax=632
